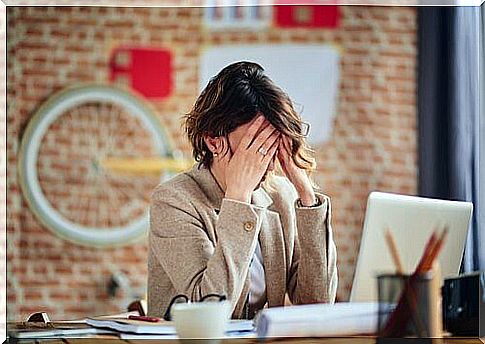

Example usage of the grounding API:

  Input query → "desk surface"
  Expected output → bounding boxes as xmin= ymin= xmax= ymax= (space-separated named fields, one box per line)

xmin=7 ymin=323 xmax=484 ymax=344
xmin=6 ymin=335 xmax=485 ymax=344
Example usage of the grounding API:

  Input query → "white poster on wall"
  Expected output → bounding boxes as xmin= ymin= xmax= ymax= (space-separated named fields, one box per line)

xmin=203 ymin=0 xmax=272 ymax=30
xmin=200 ymin=44 xmax=340 ymax=145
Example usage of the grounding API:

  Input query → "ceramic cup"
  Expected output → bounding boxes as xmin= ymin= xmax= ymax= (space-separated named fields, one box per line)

xmin=172 ymin=300 xmax=231 ymax=339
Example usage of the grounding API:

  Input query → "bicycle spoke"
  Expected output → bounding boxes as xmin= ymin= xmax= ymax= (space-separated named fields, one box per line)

xmin=103 ymin=177 xmax=125 ymax=227
xmin=81 ymin=189 xmax=91 ymax=228
xmin=79 ymin=158 xmax=97 ymax=226
xmin=91 ymin=171 xmax=100 ymax=229
xmin=104 ymin=173 xmax=153 ymax=202
xmin=76 ymin=106 xmax=98 ymax=159
xmin=98 ymin=175 xmax=133 ymax=224
xmin=102 ymin=175 xmax=141 ymax=206
xmin=93 ymin=103 xmax=100 ymax=151
xmin=100 ymin=102 xmax=112 ymax=157
xmin=94 ymin=164 xmax=115 ymax=229
xmin=105 ymin=104 xmax=119 ymax=158
xmin=101 ymin=173 xmax=151 ymax=215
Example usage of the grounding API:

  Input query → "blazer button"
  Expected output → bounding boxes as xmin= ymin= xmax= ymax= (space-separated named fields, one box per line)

xmin=243 ymin=221 xmax=254 ymax=232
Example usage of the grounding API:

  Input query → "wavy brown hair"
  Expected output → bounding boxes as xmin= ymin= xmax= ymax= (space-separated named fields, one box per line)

xmin=184 ymin=61 xmax=316 ymax=172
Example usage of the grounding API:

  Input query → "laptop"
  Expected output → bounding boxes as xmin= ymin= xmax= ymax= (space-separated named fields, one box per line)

xmin=350 ymin=192 xmax=473 ymax=302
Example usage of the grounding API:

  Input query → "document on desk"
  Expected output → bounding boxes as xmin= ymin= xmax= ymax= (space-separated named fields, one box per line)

xmin=8 ymin=323 xmax=116 ymax=339
xmin=86 ymin=317 xmax=177 ymax=334
xmin=86 ymin=317 xmax=254 ymax=336
xmin=255 ymin=302 xmax=383 ymax=338
xmin=119 ymin=327 xmax=256 ymax=340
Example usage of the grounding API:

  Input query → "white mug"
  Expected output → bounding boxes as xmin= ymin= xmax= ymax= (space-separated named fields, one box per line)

xmin=172 ymin=300 xmax=231 ymax=339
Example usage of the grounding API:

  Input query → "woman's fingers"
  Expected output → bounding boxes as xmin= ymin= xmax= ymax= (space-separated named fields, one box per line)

xmin=248 ymin=123 xmax=277 ymax=152
xmin=239 ymin=115 xmax=266 ymax=149
xmin=262 ymin=137 xmax=280 ymax=166
xmin=277 ymin=139 xmax=287 ymax=165
xmin=258 ymin=131 xmax=280 ymax=158
xmin=277 ymin=135 xmax=291 ymax=159
xmin=282 ymin=135 xmax=293 ymax=153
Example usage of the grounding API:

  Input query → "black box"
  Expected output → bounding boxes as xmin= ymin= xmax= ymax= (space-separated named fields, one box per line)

xmin=442 ymin=271 xmax=485 ymax=337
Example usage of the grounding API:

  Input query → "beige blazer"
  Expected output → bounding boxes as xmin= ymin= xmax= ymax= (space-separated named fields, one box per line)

xmin=147 ymin=163 xmax=338 ymax=319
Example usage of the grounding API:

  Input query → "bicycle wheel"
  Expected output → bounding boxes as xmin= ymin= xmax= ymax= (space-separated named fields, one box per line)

xmin=18 ymin=84 xmax=174 ymax=247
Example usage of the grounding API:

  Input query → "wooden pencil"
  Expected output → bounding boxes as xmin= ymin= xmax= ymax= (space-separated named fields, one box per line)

xmin=415 ymin=230 xmax=439 ymax=273
xmin=382 ymin=227 xmax=449 ymax=337
xmin=423 ymin=227 xmax=449 ymax=271
xmin=384 ymin=228 xmax=405 ymax=275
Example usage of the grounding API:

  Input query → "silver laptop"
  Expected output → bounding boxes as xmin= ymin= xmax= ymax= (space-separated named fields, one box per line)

xmin=350 ymin=192 xmax=473 ymax=302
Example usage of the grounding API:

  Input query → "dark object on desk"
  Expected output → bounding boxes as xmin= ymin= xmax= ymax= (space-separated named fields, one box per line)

xmin=442 ymin=271 xmax=484 ymax=337
xmin=127 ymin=299 xmax=147 ymax=316
xmin=26 ymin=312 xmax=50 ymax=323
xmin=128 ymin=315 xmax=159 ymax=322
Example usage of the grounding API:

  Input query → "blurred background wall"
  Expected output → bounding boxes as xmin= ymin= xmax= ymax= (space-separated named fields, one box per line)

xmin=1 ymin=4 xmax=7 ymax=338
xmin=6 ymin=6 xmax=417 ymax=320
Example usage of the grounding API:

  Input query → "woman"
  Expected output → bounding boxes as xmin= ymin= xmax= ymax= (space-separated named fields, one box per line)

xmin=147 ymin=61 xmax=337 ymax=319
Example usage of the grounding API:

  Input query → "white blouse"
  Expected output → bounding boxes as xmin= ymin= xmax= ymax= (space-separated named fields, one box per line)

xmin=249 ymin=241 xmax=266 ymax=306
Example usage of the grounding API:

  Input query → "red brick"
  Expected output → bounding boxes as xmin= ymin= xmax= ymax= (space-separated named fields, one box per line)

xmin=15 ymin=41 xmax=55 ymax=51
xmin=32 ymin=265 xmax=49 ymax=274
xmin=7 ymin=293 xmax=17 ymax=302
xmin=66 ymin=18 xmax=97 ymax=26
xmin=104 ymin=20 xmax=135 ymax=29
xmin=24 ymin=290 xmax=43 ymax=301
xmin=50 ymin=30 xmax=70 ymax=39
xmin=25 ymin=27 xmax=44 ymax=37
xmin=20 ymin=17 xmax=60 ymax=25
xmin=54 ymin=266 xmax=72 ymax=275
xmin=64 ymin=306 xmax=92 ymax=314
xmin=64 ymin=44 xmax=92 ymax=53
xmin=49 ymin=291 xmax=71 ymax=301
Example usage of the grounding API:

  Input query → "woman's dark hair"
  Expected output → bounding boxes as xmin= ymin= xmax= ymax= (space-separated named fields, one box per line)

xmin=183 ymin=61 xmax=316 ymax=171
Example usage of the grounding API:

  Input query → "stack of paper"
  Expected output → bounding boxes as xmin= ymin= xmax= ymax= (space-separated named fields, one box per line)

xmin=86 ymin=317 xmax=255 ymax=338
xmin=255 ymin=302 xmax=382 ymax=338
xmin=8 ymin=323 xmax=116 ymax=339
xmin=86 ymin=317 xmax=177 ymax=334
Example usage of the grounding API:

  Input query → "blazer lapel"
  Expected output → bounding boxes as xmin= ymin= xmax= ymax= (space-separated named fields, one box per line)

xmin=186 ymin=163 xmax=224 ymax=211
xmin=185 ymin=164 xmax=224 ymax=243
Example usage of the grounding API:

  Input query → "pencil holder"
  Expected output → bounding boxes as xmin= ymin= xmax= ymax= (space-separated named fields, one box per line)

xmin=377 ymin=267 xmax=442 ymax=338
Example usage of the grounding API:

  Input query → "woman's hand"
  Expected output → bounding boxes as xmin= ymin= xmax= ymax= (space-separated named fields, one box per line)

xmin=223 ymin=115 xmax=280 ymax=203
xmin=277 ymin=135 xmax=316 ymax=206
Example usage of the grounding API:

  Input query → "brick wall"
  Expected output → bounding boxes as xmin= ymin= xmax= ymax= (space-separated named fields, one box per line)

xmin=6 ymin=6 xmax=417 ymax=320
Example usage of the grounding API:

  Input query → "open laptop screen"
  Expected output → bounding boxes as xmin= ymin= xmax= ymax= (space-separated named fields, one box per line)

xmin=350 ymin=192 xmax=473 ymax=302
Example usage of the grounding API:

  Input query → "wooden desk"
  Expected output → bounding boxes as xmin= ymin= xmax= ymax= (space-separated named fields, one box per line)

xmin=52 ymin=339 xmax=482 ymax=344
xmin=7 ymin=323 xmax=484 ymax=344
xmin=6 ymin=334 xmax=484 ymax=344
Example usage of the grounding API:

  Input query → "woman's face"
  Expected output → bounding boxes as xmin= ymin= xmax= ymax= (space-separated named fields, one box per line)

xmin=226 ymin=119 xmax=278 ymax=187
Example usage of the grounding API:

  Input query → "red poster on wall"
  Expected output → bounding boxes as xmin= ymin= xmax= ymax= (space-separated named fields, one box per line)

xmin=109 ymin=46 xmax=173 ymax=100
xmin=274 ymin=5 xmax=339 ymax=28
